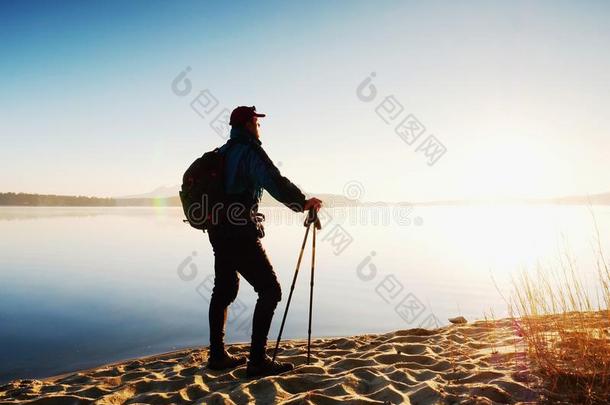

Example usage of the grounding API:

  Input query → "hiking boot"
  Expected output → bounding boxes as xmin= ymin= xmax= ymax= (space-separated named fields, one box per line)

xmin=246 ymin=355 xmax=294 ymax=377
xmin=207 ymin=351 xmax=246 ymax=371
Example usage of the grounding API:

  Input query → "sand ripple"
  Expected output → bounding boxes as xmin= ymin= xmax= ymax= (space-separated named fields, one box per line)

xmin=0 ymin=319 xmax=544 ymax=404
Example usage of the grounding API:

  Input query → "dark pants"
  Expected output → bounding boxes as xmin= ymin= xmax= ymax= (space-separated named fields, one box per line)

xmin=207 ymin=226 xmax=281 ymax=362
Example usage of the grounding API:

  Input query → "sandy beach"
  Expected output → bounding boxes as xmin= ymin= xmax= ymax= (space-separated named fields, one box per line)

xmin=0 ymin=318 xmax=544 ymax=404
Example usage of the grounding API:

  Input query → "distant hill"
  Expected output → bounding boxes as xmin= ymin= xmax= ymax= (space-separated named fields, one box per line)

xmin=115 ymin=185 xmax=180 ymax=199
xmin=550 ymin=192 xmax=610 ymax=205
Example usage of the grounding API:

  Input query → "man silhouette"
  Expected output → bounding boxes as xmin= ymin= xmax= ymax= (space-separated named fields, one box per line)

xmin=206 ymin=106 xmax=322 ymax=377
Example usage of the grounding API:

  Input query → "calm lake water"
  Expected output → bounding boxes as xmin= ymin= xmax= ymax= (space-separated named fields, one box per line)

xmin=1 ymin=204 xmax=609 ymax=383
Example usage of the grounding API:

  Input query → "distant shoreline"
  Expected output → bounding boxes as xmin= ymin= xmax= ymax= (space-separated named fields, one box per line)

xmin=1 ymin=192 xmax=610 ymax=207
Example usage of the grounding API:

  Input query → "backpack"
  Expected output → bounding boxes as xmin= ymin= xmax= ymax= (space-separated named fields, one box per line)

xmin=179 ymin=142 xmax=233 ymax=231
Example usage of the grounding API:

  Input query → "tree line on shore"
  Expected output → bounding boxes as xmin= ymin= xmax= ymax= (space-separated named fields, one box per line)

xmin=0 ymin=193 xmax=178 ymax=207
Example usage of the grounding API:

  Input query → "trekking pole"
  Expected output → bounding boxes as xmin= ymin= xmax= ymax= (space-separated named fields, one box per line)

xmin=306 ymin=221 xmax=316 ymax=363
xmin=306 ymin=209 xmax=321 ymax=364
xmin=271 ymin=216 xmax=311 ymax=364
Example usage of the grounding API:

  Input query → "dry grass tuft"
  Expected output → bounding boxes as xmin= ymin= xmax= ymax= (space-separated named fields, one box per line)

xmin=511 ymin=224 xmax=610 ymax=404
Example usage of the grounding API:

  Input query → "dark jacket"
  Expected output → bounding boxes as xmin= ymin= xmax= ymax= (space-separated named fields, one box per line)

xmin=219 ymin=126 xmax=306 ymax=216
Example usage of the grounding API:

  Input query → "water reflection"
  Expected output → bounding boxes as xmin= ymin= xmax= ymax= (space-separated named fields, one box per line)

xmin=0 ymin=205 xmax=608 ymax=383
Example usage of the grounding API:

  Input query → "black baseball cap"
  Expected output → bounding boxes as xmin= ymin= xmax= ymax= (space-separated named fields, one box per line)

xmin=229 ymin=106 xmax=266 ymax=126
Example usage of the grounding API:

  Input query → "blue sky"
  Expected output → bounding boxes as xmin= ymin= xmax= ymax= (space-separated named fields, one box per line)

xmin=2 ymin=1 xmax=610 ymax=201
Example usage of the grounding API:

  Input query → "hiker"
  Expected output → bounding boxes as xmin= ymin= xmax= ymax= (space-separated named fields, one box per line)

xmin=206 ymin=106 xmax=322 ymax=377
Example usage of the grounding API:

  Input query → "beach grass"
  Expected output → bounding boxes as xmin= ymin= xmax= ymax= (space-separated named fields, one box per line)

xmin=511 ymin=232 xmax=610 ymax=404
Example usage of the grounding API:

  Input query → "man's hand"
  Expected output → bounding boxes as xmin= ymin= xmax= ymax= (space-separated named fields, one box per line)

xmin=304 ymin=197 xmax=323 ymax=212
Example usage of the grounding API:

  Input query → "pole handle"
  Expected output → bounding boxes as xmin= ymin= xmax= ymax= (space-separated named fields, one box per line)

xmin=304 ymin=207 xmax=322 ymax=229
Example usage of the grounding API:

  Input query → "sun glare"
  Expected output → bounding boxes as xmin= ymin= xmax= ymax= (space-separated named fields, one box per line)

xmin=464 ymin=135 xmax=562 ymax=200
